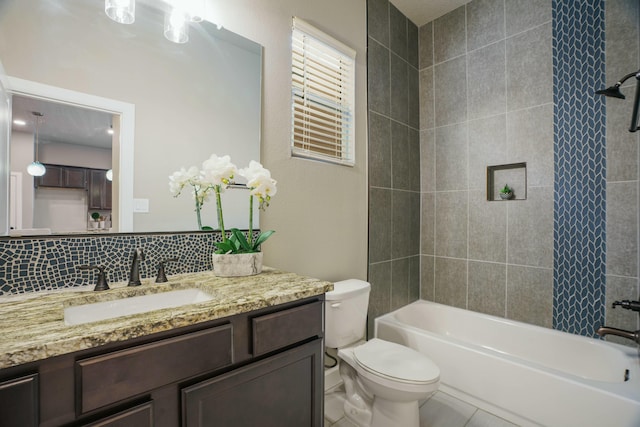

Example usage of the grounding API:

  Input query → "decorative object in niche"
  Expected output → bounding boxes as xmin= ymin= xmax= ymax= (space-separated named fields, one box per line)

xmin=170 ymin=155 xmax=277 ymax=276
xmin=499 ymin=184 xmax=513 ymax=200
xmin=486 ymin=163 xmax=527 ymax=201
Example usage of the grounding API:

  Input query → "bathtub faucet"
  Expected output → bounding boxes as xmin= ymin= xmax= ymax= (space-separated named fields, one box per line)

xmin=596 ymin=326 xmax=640 ymax=345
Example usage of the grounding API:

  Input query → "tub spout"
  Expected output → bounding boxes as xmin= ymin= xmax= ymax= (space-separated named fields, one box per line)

xmin=596 ymin=326 xmax=640 ymax=345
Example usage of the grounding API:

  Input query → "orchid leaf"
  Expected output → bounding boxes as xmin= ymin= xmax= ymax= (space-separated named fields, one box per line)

xmin=253 ymin=230 xmax=275 ymax=249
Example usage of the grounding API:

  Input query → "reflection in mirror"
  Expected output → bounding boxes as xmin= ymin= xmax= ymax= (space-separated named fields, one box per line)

xmin=9 ymin=96 xmax=115 ymax=234
xmin=0 ymin=0 xmax=262 ymax=235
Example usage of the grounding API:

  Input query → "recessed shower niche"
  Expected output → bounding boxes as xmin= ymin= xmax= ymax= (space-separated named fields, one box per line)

xmin=487 ymin=162 xmax=527 ymax=201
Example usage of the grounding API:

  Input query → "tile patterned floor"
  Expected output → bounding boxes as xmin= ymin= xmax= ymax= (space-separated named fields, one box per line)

xmin=324 ymin=387 xmax=519 ymax=427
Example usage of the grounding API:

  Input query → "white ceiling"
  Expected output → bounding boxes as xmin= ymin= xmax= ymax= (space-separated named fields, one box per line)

xmin=11 ymin=96 xmax=114 ymax=149
xmin=391 ymin=0 xmax=470 ymax=26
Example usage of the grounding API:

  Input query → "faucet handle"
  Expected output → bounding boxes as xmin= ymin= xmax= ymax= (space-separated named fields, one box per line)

xmin=612 ymin=300 xmax=640 ymax=312
xmin=156 ymin=258 xmax=179 ymax=283
xmin=78 ymin=265 xmax=110 ymax=291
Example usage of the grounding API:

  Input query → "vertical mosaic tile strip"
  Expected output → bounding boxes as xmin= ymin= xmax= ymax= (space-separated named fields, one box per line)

xmin=0 ymin=231 xmax=260 ymax=295
xmin=552 ymin=0 xmax=606 ymax=336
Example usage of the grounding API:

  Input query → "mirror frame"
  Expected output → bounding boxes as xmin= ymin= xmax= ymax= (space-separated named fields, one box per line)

xmin=7 ymin=76 xmax=135 ymax=232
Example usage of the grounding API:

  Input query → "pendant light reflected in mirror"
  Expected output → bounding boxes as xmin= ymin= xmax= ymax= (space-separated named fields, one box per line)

xmin=164 ymin=7 xmax=190 ymax=43
xmin=105 ymin=0 xmax=135 ymax=25
xmin=27 ymin=112 xmax=46 ymax=177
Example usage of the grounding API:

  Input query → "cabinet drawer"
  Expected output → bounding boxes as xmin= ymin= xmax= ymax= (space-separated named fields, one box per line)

xmin=0 ymin=373 xmax=38 ymax=427
xmin=252 ymin=301 xmax=323 ymax=356
xmin=84 ymin=402 xmax=153 ymax=427
xmin=77 ymin=324 xmax=232 ymax=414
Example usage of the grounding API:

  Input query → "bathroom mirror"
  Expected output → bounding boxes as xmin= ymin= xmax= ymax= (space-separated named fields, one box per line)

xmin=0 ymin=0 xmax=262 ymax=235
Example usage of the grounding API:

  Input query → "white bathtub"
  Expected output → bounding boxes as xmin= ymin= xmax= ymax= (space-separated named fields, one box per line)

xmin=375 ymin=300 xmax=640 ymax=427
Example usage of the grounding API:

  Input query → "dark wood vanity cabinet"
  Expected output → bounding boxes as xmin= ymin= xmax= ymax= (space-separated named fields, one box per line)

xmin=0 ymin=295 xmax=324 ymax=427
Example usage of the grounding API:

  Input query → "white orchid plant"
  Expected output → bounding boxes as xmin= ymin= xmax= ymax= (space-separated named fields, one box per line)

xmin=169 ymin=154 xmax=277 ymax=254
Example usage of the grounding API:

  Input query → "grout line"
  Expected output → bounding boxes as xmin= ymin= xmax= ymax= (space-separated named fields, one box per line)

xmin=503 ymin=0 xmax=509 ymax=319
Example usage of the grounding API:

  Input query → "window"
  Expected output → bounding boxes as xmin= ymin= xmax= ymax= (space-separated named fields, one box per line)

xmin=291 ymin=17 xmax=356 ymax=166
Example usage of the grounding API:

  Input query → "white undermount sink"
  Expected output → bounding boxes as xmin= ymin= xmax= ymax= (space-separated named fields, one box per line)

xmin=64 ymin=288 xmax=214 ymax=326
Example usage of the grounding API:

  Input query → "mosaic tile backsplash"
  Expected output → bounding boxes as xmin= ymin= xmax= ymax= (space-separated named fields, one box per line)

xmin=0 ymin=231 xmax=259 ymax=295
xmin=552 ymin=0 xmax=606 ymax=336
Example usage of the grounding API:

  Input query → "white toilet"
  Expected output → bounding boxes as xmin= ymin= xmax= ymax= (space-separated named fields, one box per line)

xmin=325 ymin=279 xmax=440 ymax=427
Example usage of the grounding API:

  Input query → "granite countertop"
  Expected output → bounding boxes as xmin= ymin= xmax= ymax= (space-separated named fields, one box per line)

xmin=0 ymin=268 xmax=333 ymax=370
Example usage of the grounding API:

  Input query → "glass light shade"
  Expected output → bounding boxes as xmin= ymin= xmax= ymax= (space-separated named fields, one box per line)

xmin=105 ymin=0 xmax=135 ymax=24
xmin=27 ymin=161 xmax=46 ymax=177
xmin=106 ymin=169 xmax=113 ymax=181
xmin=164 ymin=8 xmax=189 ymax=43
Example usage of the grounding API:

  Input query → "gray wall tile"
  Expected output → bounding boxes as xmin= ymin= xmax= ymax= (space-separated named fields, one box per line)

xmin=408 ymin=128 xmax=421 ymax=191
xmin=420 ymin=129 xmax=436 ymax=192
xmin=421 ymin=192 xmax=435 ymax=255
xmin=468 ymin=114 xmax=507 ymax=190
xmin=419 ymin=67 xmax=435 ymax=130
xmin=468 ymin=260 xmax=507 ymax=316
xmin=367 ymin=0 xmax=389 ymax=47
xmin=467 ymin=0 xmax=505 ymax=52
xmin=435 ymin=123 xmax=468 ymax=191
xmin=605 ymin=0 xmax=639 ymax=88
xmin=390 ymin=53 xmax=409 ymax=123
xmin=419 ymin=22 xmax=433 ymax=69
xmin=434 ymin=6 xmax=467 ymax=63
xmin=368 ymin=112 xmax=391 ymax=188
xmin=606 ymin=97 xmax=639 ymax=182
xmin=391 ymin=257 xmax=410 ymax=310
xmin=392 ymin=191 xmax=420 ymax=258
xmin=391 ymin=121 xmax=410 ymax=189
xmin=368 ymin=261 xmax=392 ymax=338
xmin=506 ymin=265 xmax=553 ymax=328
xmin=409 ymin=256 xmax=421 ymax=301
xmin=368 ymin=37 xmax=390 ymax=116
xmin=506 ymin=104 xmax=554 ymax=187
xmin=506 ymin=22 xmax=552 ymax=111
xmin=434 ymin=56 xmax=468 ymax=126
xmin=420 ymin=255 xmax=435 ymax=300
xmin=407 ymin=20 xmax=419 ymax=69
xmin=507 ymin=186 xmax=553 ymax=268
xmin=435 ymin=191 xmax=468 ymax=258
xmin=390 ymin=3 xmax=408 ymax=60
xmin=435 ymin=257 xmax=468 ymax=308
xmin=408 ymin=66 xmax=420 ymax=129
xmin=606 ymin=182 xmax=638 ymax=277
xmin=505 ymin=0 xmax=552 ymax=37
xmin=369 ymin=188 xmax=392 ymax=263
xmin=605 ymin=275 xmax=639 ymax=345
xmin=468 ymin=190 xmax=507 ymax=263
xmin=467 ymin=41 xmax=506 ymax=120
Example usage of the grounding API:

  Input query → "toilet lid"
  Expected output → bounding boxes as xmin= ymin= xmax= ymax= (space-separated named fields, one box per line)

xmin=353 ymin=339 xmax=439 ymax=384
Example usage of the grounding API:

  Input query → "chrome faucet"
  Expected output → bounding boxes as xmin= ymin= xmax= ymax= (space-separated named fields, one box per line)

xmin=128 ymin=248 xmax=145 ymax=286
xmin=595 ymin=300 xmax=640 ymax=345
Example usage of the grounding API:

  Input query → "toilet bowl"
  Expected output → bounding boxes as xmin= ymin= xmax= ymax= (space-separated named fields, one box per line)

xmin=326 ymin=280 xmax=440 ymax=427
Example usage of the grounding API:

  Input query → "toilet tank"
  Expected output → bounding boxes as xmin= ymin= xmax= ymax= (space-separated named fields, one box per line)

xmin=325 ymin=279 xmax=371 ymax=349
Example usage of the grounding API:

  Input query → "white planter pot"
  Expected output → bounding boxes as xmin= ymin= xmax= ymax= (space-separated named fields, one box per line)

xmin=211 ymin=252 xmax=263 ymax=277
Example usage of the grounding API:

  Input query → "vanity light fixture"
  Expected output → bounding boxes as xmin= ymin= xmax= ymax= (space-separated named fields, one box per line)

xmin=105 ymin=0 xmax=135 ymax=24
xmin=13 ymin=119 xmax=26 ymax=126
xmin=164 ymin=7 xmax=190 ymax=43
xmin=27 ymin=112 xmax=46 ymax=177
xmin=106 ymin=169 xmax=113 ymax=181
xmin=107 ymin=125 xmax=114 ymax=135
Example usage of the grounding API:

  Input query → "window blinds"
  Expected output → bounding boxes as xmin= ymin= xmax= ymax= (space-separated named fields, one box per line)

xmin=291 ymin=17 xmax=356 ymax=166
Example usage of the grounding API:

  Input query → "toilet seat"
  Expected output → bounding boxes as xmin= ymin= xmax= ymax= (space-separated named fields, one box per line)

xmin=353 ymin=339 xmax=439 ymax=385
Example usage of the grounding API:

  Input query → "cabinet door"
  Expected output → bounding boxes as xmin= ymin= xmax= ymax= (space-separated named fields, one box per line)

xmin=182 ymin=339 xmax=323 ymax=427
xmin=0 ymin=373 xmax=38 ymax=427
xmin=36 ymin=165 xmax=63 ymax=187
xmin=64 ymin=167 xmax=86 ymax=188
xmin=88 ymin=169 xmax=108 ymax=209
